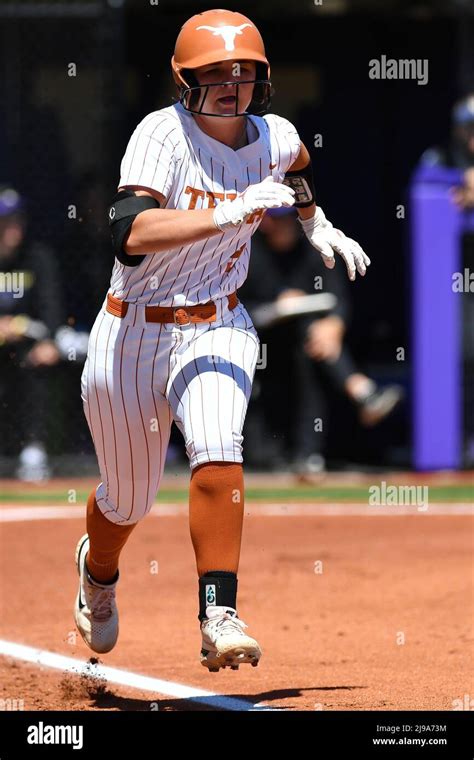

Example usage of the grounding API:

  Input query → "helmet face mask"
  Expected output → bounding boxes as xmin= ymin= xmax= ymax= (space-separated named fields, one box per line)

xmin=171 ymin=9 xmax=272 ymax=118
xmin=178 ymin=65 xmax=272 ymax=117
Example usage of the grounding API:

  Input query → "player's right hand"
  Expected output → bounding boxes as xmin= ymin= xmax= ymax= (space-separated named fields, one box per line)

xmin=213 ymin=176 xmax=295 ymax=230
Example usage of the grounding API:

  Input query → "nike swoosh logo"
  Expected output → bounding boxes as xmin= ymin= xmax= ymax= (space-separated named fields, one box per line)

xmin=269 ymin=162 xmax=277 ymax=170
xmin=77 ymin=539 xmax=88 ymax=609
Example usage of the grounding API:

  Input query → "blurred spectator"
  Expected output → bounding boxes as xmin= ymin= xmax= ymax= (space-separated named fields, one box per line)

xmin=0 ymin=186 xmax=64 ymax=480
xmin=239 ymin=207 xmax=403 ymax=478
xmin=420 ymin=94 xmax=474 ymax=464
xmin=420 ymin=93 xmax=474 ymax=208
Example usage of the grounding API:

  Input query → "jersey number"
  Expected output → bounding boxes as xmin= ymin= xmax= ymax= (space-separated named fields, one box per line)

xmin=225 ymin=244 xmax=246 ymax=273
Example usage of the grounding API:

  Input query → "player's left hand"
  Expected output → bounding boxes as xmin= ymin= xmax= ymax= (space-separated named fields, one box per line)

xmin=298 ymin=206 xmax=371 ymax=281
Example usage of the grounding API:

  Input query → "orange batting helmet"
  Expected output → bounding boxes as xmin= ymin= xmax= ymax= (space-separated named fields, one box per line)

xmin=171 ymin=9 xmax=272 ymax=116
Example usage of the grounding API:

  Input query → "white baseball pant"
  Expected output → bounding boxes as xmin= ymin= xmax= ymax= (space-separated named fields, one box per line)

xmin=81 ymin=295 xmax=260 ymax=525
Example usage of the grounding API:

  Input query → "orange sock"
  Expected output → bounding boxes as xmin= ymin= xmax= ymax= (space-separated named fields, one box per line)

xmin=85 ymin=489 xmax=137 ymax=583
xmin=189 ymin=462 xmax=244 ymax=577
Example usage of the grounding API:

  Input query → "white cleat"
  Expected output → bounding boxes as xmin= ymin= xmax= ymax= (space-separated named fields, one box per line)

xmin=73 ymin=534 xmax=119 ymax=654
xmin=200 ymin=605 xmax=262 ymax=672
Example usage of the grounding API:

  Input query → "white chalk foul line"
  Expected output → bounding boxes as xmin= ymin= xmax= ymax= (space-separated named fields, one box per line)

xmin=0 ymin=503 xmax=472 ymax=523
xmin=0 ymin=506 xmax=85 ymax=522
xmin=0 ymin=640 xmax=271 ymax=711
xmin=0 ymin=505 xmax=187 ymax=522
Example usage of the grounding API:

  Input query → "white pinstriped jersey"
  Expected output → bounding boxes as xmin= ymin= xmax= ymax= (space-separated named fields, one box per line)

xmin=110 ymin=101 xmax=301 ymax=306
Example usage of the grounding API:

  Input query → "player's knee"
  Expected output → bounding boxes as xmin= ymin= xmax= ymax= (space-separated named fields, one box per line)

xmin=96 ymin=483 xmax=154 ymax=525
xmin=190 ymin=461 xmax=243 ymax=494
xmin=192 ymin=461 xmax=242 ymax=474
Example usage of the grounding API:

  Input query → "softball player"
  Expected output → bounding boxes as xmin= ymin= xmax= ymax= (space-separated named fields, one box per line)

xmin=74 ymin=8 xmax=370 ymax=672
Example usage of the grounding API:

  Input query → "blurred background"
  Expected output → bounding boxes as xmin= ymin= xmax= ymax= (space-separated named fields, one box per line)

xmin=0 ymin=0 xmax=473 ymax=481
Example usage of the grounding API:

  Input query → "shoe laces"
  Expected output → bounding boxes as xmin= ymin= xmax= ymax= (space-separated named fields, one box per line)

xmin=89 ymin=586 xmax=115 ymax=622
xmin=209 ymin=609 xmax=248 ymax=635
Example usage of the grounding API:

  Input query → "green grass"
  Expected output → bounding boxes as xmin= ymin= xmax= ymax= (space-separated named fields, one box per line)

xmin=0 ymin=485 xmax=472 ymax=504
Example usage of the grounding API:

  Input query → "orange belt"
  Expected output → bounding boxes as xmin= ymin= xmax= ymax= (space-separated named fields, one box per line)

xmin=106 ymin=291 xmax=239 ymax=326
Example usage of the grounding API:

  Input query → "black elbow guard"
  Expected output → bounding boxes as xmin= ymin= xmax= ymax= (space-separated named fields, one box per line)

xmin=283 ymin=161 xmax=316 ymax=208
xmin=108 ymin=190 xmax=160 ymax=267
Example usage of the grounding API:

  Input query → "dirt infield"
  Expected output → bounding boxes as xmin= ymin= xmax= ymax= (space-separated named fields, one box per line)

xmin=0 ymin=473 xmax=472 ymax=711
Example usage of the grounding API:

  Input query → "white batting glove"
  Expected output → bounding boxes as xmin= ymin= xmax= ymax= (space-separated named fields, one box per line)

xmin=299 ymin=206 xmax=371 ymax=281
xmin=213 ymin=176 xmax=295 ymax=231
